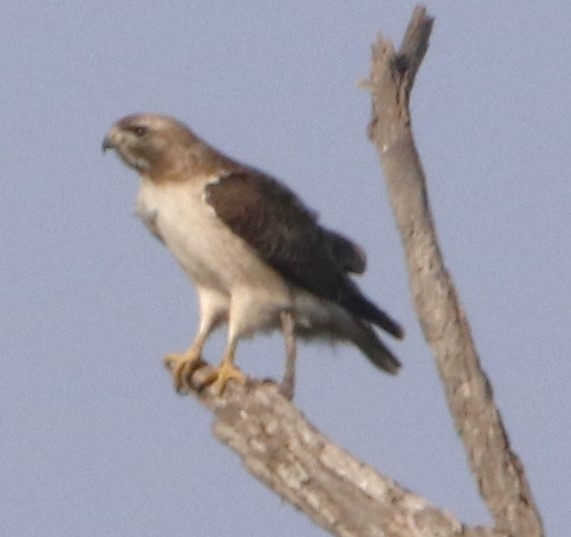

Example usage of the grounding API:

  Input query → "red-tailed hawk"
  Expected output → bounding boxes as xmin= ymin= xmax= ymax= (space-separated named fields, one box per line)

xmin=103 ymin=114 xmax=403 ymax=396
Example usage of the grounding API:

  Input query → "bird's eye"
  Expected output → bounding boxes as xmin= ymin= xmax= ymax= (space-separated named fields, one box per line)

xmin=129 ymin=126 xmax=148 ymax=137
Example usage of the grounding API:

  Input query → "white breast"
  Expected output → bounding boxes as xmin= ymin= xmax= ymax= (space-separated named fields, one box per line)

xmin=137 ymin=178 xmax=225 ymax=288
xmin=136 ymin=177 xmax=292 ymax=335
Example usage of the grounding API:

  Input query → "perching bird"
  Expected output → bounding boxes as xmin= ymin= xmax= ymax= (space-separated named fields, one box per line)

xmin=103 ymin=113 xmax=403 ymax=396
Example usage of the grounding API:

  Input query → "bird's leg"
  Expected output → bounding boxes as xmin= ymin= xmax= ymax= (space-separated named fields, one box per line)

xmin=164 ymin=293 xmax=227 ymax=393
xmin=164 ymin=314 xmax=218 ymax=393
xmin=202 ymin=339 xmax=246 ymax=396
xmin=279 ymin=310 xmax=297 ymax=400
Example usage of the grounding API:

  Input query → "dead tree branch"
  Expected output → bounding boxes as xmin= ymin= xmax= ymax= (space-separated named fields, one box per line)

xmin=183 ymin=366 xmax=503 ymax=537
xmin=366 ymin=6 xmax=543 ymax=537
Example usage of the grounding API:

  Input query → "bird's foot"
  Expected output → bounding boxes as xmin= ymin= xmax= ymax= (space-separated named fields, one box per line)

xmin=163 ymin=350 xmax=205 ymax=393
xmin=201 ymin=360 xmax=246 ymax=396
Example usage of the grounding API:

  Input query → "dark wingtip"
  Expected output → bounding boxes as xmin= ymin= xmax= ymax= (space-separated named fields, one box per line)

xmin=338 ymin=284 xmax=404 ymax=340
xmin=369 ymin=305 xmax=404 ymax=340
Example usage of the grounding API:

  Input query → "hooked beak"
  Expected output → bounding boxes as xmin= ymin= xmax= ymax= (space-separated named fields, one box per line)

xmin=101 ymin=135 xmax=114 ymax=152
xmin=101 ymin=126 xmax=120 ymax=152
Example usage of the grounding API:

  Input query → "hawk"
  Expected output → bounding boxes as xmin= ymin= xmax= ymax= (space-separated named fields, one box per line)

xmin=103 ymin=114 xmax=403 ymax=396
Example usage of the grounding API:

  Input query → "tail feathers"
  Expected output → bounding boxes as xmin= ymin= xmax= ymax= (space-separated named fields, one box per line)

xmin=352 ymin=320 xmax=401 ymax=374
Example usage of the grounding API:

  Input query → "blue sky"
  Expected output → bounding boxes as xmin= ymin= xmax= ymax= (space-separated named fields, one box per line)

xmin=1 ymin=1 xmax=569 ymax=536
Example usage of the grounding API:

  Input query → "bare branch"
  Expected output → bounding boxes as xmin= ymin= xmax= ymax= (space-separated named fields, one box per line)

xmin=365 ymin=6 xmax=543 ymax=537
xmin=181 ymin=366 xmax=503 ymax=537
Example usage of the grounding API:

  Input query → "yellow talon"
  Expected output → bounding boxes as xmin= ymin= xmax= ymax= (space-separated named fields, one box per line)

xmin=203 ymin=359 xmax=246 ymax=396
xmin=163 ymin=350 xmax=204 ymax=393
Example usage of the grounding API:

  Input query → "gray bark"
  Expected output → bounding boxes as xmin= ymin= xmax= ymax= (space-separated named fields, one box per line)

xmin=366 ymin=6 xmax=543 ymax=537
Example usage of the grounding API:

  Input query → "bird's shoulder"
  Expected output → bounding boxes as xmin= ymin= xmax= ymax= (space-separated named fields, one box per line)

xmin=203 ymin=167 xmax=317 ymax=240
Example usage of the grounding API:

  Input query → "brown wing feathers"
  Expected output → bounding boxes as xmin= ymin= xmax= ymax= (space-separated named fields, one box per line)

xmin=204 ymin=170 xmax=403 ymax=340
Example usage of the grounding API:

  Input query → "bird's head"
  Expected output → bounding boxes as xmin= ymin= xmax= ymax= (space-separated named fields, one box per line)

xmin=102 ymin=113 xmax=213 ymax=181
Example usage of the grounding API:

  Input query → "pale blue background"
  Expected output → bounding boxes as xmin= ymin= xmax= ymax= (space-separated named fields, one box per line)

xmin=1 ymin=1 xmax=569 ymax=536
